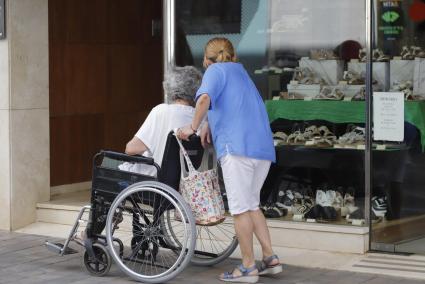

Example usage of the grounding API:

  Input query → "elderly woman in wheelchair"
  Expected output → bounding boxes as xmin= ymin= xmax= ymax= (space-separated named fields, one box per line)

xmin=45 ymin=66 xmax=238 ymax=284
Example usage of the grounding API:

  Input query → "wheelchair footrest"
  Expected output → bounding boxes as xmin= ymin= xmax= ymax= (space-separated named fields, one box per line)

xmin=45 ymin=241 xmax=79 ymax=255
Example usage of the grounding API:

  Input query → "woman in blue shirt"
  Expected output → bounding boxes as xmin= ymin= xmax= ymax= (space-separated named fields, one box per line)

xmin=178 ymin=38 xmax=281 ymax=283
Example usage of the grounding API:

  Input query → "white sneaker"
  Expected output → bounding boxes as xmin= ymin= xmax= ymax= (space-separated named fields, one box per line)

xmin=325 ymin=190 xmax=336 ymax=207
xmin=315 ymin=190 xmax=328 ymax=207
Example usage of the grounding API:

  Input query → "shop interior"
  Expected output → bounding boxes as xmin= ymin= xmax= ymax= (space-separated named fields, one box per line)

xmin=174 ymin=0 xmax=425 ymax=253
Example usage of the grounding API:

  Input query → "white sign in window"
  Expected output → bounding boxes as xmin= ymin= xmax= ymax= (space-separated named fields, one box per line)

xmin=373 ymin=92 xmax=404 ymax=142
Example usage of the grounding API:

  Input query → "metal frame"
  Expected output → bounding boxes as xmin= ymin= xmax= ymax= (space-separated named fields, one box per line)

xmin=163 ymin=0 xmax=175 ymax=103
xmin=0 ymin=0 xmax=5 ymax=39
xmin=365 ymin=0 xmax=373 ymax=249
xmin=164 ymin=0 xmax=376 ymax=251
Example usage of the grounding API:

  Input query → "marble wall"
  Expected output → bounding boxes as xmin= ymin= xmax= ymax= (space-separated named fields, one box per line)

xmin=0 ymin=0 xmax=49 ymax=230
xmin=0 ymin=39 xmax=11 ymax=230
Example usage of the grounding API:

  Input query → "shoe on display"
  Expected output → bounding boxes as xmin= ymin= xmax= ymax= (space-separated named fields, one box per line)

xmin=315 ymin=190 xmax=328 ymax=207
xmin=372 ymin=196 xmax=387 ymax=217
xmin=302 ymin=195 xmax=315 ymax=208
xmin=341 ymin=192 xmax=358 ymax=217
xmin=273 ymin=131 xmax=288 ymax=146
xmin=264 ymin=205 xmax=287 ymax=218
xmin=346 ymin=208 xmax=364 ymax=223
xmin=322 ymin=206 xmax=338 ymax=221
xmin=304 ymin=204 xmax=323 ymax=220
xmin=316 ymin=189 xmax=333 ymax=207
xmin=326 ymin=190 xmax=337 ymax=207
xmin=278 ymin=190 xmax=295 ymax=212
xmin=332 ymin=191 xmax=344 ymax=209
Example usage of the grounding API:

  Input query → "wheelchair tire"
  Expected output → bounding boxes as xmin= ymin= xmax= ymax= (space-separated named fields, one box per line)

xmin=105 ymin=181 xmax=196 ymax=284
xmin=83 ymin=243 xmax=111 ymax=277
xmin=162 ymin=210 xmax=238 ymax=266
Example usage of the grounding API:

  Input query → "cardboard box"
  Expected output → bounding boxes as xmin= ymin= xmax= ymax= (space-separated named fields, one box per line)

xmin=390 ymin=59 xmax=414 ymax=87
xmin=287 ymin=83 xmax=321 ymax=99
xmin=299 ymin=57 xmax=344 ymax=85
xmin=348 ymin=61 xmax=390 ymax=91
xmin=414 ymin=57 xmax=425 ymax=95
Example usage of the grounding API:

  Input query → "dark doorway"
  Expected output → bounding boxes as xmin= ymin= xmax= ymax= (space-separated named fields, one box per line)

xmin=49 ymin=0 xmax=163 ymax=186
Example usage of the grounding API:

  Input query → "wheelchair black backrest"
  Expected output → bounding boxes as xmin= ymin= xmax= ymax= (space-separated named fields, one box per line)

xmin=158 ymin=132 xmax=204 ymax=190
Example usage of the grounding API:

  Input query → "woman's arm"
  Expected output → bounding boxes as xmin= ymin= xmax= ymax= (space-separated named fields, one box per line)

xmin=125 ymin=136 xmax=148 ymax=155
xmin=178 ymin=94 xmax=211 ymax=140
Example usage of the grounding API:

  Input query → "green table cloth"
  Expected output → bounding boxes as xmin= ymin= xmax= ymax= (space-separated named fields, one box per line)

xmin=265 ymin=100 xmax=425 ymax=148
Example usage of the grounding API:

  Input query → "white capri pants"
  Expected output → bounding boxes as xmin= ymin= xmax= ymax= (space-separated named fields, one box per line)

xmin=220 ymin=154 xmax=271 ymax=215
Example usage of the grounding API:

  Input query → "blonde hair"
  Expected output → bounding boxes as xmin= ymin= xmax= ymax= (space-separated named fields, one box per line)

xmin=204 ymin=37 xmax=236 ymax=64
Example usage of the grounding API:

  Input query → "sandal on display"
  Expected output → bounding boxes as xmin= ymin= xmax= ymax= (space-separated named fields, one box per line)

xmin=337 ymin=125 xmax=365 ymax=147
xmin=314 ymin=87 xmax=344 ymax=100
xmin=352 ymin=87 xmax=366 ymax=101
xmin=287 ymin=130 xmax=306 ymax=145
xmin=411 ymin=46 xmax=425 ymax=58
xmin=292 ymin=67 xmax=324 ymax=85
xmin=373 ymin=49 xmax=390 ymax=62
xmin=280 ymin=91 xmax=304 ymax=100
xmin=390 ymin=81 xmax=422 ymax=100
xmin=315 ymin=126 xmax=337 ymax=147
xmin=359 ymin=48 xmax=367 ymax=62
xmin=307 ymin=126 xmax=336 ymax=147
xmin=303 ymin=125 xmax=320 ymax=139
xmin=273 ymin=131 xmax=288 ymax=146
xmin=220 ymin=264 xmax=259 ymax=283
xmin=343 ymin=70 xmax=365 ymax=85
xmin=258 ymin=255 xmax=283 ymax=276
xmin=359 ymin=48 xmax=390 ymax=62
xmin=400 ymin=46 xmax=414 ymax=60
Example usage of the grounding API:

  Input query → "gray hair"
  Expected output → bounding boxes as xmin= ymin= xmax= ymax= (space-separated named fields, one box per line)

xmin=163 ymin=66 xmax=202 ymax=104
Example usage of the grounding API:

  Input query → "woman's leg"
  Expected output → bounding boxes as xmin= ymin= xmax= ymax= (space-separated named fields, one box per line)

xmin=220 ymin=155 xmax=258 ymax=276
xmin=234 ymin=212 xmax=256 ymax=268
xmin=250 ymin=210 xmax=278 ymax=264
xmin=249 ymin=160 xmax=279 ymax=264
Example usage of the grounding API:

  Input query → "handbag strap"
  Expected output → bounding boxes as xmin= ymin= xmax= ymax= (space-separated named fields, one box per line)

xmin=174 ymin=130 xmax=196 ymax=173
xmin=199 ymin=146 xmax=217 ymax=171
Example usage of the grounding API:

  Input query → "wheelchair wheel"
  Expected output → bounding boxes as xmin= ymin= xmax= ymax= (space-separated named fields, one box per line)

xmin=161 ymin=210 xmax=238 ymax=266
xmin=83 ymin=243 xmax=111 ymax=277
xmin=105 ymin=181 xmax=196 ymax=284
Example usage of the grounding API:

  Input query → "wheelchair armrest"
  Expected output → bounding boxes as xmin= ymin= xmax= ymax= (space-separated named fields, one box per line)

xmin=101 ymin=150 xmax=155 ymax=165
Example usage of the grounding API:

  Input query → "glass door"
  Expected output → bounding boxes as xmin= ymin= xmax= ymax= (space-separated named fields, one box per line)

xmin=370 ymin=0 xmax=425 ymax=254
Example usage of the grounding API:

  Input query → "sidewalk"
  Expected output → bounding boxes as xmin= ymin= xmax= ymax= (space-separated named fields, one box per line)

xmin=0 ymin=230 xmax=423 ymax=284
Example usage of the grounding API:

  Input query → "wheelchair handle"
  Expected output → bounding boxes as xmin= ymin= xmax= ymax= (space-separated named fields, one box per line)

xmin=101 ymin=150 xmax=156 ymax=165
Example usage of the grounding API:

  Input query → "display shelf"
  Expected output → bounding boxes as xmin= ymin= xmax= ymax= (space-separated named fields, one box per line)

xmin=266 ymin=99 xmax=425 ymax=149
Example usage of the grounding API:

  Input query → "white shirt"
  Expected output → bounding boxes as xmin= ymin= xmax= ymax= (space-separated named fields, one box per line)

xmin=118 ymin=103 xmax=195 ymax=176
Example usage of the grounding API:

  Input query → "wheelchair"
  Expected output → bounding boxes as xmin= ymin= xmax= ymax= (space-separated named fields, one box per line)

xmin=45 ymin=131 xmax=238 ymax=283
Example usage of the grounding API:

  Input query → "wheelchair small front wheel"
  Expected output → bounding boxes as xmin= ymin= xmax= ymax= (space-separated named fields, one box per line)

xmin=83 ymin=243 xmax=111 ymax=277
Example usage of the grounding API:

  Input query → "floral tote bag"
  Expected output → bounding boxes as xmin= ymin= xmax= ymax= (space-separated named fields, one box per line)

xmin=175 ymin=135 xmax=225 ymax=226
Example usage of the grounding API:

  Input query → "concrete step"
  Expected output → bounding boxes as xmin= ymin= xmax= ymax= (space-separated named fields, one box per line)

xmin=36 ymin=190 xmax=90 ymax=226
xmin=36 ymin=190 xmax=369 ymax=254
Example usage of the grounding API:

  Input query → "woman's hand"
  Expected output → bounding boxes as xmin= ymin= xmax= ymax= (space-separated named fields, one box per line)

xmin=177 ymin=125 xmax=195 ymax=141
xmin=200 ymin=122 xmax=211 ymax=148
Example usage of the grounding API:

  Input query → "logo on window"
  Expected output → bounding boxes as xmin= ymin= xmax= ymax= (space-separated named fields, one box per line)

xmin=382 ymin=11 xmax=400 ymax=23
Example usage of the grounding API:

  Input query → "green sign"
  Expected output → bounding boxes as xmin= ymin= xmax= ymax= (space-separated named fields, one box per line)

xmin=382 ymin=11 xmax=400 ymax=23
xmin=379 ymin=1 xmax=404 ymax=40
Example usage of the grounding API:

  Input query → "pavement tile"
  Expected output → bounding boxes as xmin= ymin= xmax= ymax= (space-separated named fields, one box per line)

xmin=0 ymin=230 xmax=424 ymax=284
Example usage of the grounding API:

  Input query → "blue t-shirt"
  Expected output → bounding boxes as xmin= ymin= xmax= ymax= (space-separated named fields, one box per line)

xmin=195 ymin=62 xmax=276 ymax=162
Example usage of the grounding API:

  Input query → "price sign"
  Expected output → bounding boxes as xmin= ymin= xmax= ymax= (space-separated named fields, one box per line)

xmin=373 ymin=92 xmax=404 ymax=142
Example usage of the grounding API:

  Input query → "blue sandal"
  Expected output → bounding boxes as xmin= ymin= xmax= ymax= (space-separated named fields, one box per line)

xmin=219 ymin=264 xmax=259 ymax=283
xmin=258 ymin=255 xmax=283 ymax=276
